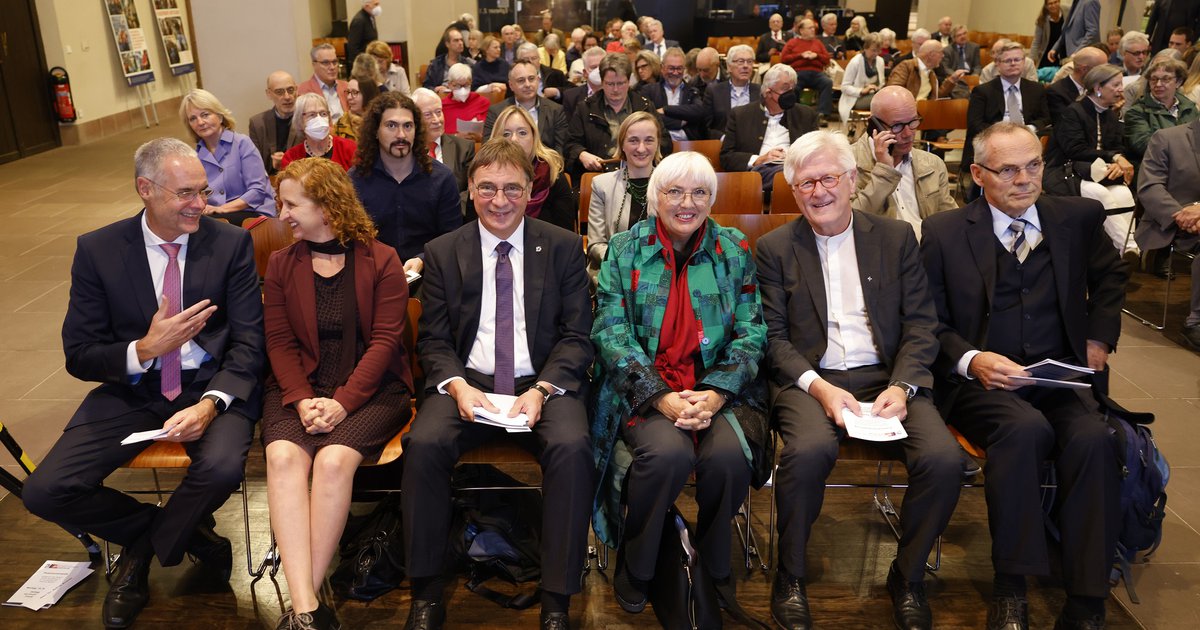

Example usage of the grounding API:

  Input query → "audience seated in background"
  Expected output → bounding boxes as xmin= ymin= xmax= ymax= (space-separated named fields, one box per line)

xmin=888 ymin=40 xmax=960 ymax=101
xmin=566 ymin=53 xmax=668 ymax=176
xmin=566 ymin=27 xmax=587 ymax=69
xmin=633 ymin=50 xmax=661 ymax=88
xmin=423 ymin=26 xmax=474 ymax=95
xmin=691 ymin=46 xmax=725 ymax=91
xmin=1046 ymin=46 xmax=1107 ymax=122
xmin=563 ymin=46 xmax=606 ymax=119
xmin=466 ymin=29 xmax=483 ymax=61
xmin=1124 ymin=48 xmax=1184 ymax=117
xmin=518 ymin=42 xmax=568 ymax=102
xmin=366 ymin=40 xmax=411 ymax=96
xmin=1118 ymin=31 xmax=1152 ymax=77
xmin=781 ymin=19 xmax=833 ymax=119
xmin=839 ymin=33 xmax=886 ymax=124
xmin=399 ymin=139 xmax=594 ymax=630
xmin=1106 ymin=27 xmax=1125 ymax=65
xmin=533 ymin=10 xmax=565 ymax=48
xmin=844 ymin=15 xmax=870 ymax=52
xmin=180 ymin=89 xmax=275 ymax=226
xmin=877 ymin=28 xmax=900 ymax=72
xmin=586 ymin=111 xmax=662 ymax=279
xmin=483 ymin=106 xmax=575 ymax=231
xmin=852 ymin=86 xmax=957 ymax=239
xmin=757 ymin=13 xmax=793 ymax=63
xmin=979 ymin=39 xmax=1039 ymax=84
xmin=817 ymin=13 xmax=843 ymax=57
xmin=719 ymin=63 xmax=818 ymax=193
xmin=665 ymin=44 xmax=759 ymax=140
xmin=1168 ymin=26 xmax=1195 ymax=55
xmin=1137 ymin=116 xmax=1200 ymax=349
xmin=298 ymin=43 xmax=349 ymax=122
xmin=1184 ymin=55 xmax=1200 ymax=103
xmin=350 ymin=92 xmax=461 ymax=273
xmin=539 ymin=33 xmax=568 ymax=73
xmin=282 ymin=93 xmax=357 ymax=172
xmin=964 ymin=41 xmax=1052 ymax=173
xmin=263 ymin=156 xmax=411 ymax=630
xmin=248 ymin=70 xmax=300 ymax=175
xmin=500 ymin=24 xmax=520 ymax=64
xmin=1124 ymin=57 xmax=1197 ymax=166
xmin=333 ymin=80 xmax=365 ymax=142
xmin=568 ymin=32 xmax=601 ymax=83
xmin=472 ymin=36 xmax=512 ymax=91
xmin=22 ymin=136 xmax=263 ymax=630
xmin=439 ymin=63 xmax=489 ymax=138
xmin=642 ymin=19 xmax=677 ymax=59
xmin=896 ymin=28 xmax=930 ymax=64
xmin=931 ymin=15 xmax=954 ymax=44
xmin=349 ymin=52 xmax=383 ymax=105
xmin=640 ymin=47 xmax=705 ymax=142
xmin=411 ymin=88 xmax=474 ymax=208
xmin=483 ymin=60 xmax=570 ymax=154
xmin=940 ymin=25 xmax=981 ymax=99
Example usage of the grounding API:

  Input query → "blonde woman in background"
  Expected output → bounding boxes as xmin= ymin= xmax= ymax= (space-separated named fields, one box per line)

xmin=179 ymin=89 xmax=275 ymax=225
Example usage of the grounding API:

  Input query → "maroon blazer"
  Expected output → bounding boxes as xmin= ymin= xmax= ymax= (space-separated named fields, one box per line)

xmin=264 ymin=238 xmax=412 ymax=414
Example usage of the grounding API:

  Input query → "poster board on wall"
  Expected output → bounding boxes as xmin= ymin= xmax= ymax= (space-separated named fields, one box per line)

xmin=104 ymin=0 xmax=155 ymax=86
xmin=151 ymin=0 xmax=195 ymax=76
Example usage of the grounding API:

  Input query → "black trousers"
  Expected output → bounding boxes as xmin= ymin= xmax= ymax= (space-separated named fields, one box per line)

xmin=401 ymin=372 xmax=594 ymax=596
xmin=773 ymin=364 xmax=961 ymax=582
xmin=946 ymin=381 xmax=1120 ymax=598
xmin=619 ymin=410 xmax=752 ymax=581
xmin=23 ymin=382 xmax=253 ymax=566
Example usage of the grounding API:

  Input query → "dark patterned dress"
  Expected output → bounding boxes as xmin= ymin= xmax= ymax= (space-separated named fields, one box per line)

xmin=263 ymin=270 xmax=409 ymax=460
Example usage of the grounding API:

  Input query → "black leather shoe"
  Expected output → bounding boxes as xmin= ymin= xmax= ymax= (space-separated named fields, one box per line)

xmin=1053 ymin=613 xmax=1105 ymax=630
xmin=771 ymin=570 xmax=812 ymax=630
xmin=103 ymin=548 xmax=151 ymax=629
xmin=613 ymin=554 xmax=647 ymax=613
xmin=540 ymin=610 xmax=570 ymax=630
xmin=986 ymin=594 xmax=1029 ymax=630
xmin=1182 ymin=324 xmax=1200 ymax=352
xmin=291 ymin=602 xmax=342 ymax=630
xmin=187 ymin=520 xmax=233 ymax=582
xmin=404 ymin=600 xmax=446 ymax=630
xmin=886 ymin=562 xmax=932 ymax=630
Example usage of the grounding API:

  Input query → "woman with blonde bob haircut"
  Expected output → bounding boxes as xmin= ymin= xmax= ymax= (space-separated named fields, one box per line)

xmin=179 ymin=88 xmax=275 ymax=224
xmin=586 ymin=111 xmax=663 ymax=278
xmin=264 ymin=157 xmax=413 ymax=630
xmin=486 ymin=106 xmax=575 ymax=230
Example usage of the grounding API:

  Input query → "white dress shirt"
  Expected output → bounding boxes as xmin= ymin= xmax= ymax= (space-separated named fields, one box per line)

xmin=126 ymin=213 xmax=232 ymax=407
xmin=318 ymin=78 xmax=344 ymax=122
xmin=431 ymin=136 xmax=444 ymax=163
xmin=664 ymin=82 xmax=687 ymax=141
xmin=750 ymin=107 xmax=791 ymax=167
xmin=916 ymin=59 xmax=933 ymax=100
xmin=955 ymin=204 xmax=1042 ymax=377
xmin=796 ymin=218 xmax=882 ymax=392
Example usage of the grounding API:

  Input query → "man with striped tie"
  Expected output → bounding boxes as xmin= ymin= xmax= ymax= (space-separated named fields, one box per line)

xmin=22 ymin=137 xmax=264 ymax=629
xmin=920 ymin=122 xmax=1129 ymax=630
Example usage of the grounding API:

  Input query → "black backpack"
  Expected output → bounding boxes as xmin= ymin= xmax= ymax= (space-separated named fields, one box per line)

xmin=1107 ymin=413 xmax=1169 ymax=603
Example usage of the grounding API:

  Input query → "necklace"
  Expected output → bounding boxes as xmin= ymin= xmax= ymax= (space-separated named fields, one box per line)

xmin=626 ymin=173 xmax=648 ymax=206
xmin=305 ymin=138 xmax=331 ymax=157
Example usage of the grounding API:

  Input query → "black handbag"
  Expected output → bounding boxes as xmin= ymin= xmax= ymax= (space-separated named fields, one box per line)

xmin=649 ymin=505 xmax=722 ymax=630
xmin=1041 ymin=161 xmax=1082 ymax=196
xmin=330 ymin=494 xmax=405 ymax=601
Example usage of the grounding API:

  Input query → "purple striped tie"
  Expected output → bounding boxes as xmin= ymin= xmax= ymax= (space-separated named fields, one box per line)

xmin=159 ymin=243 xmax=182 ymax=401
xmin=494 ymin=241 xmax=515 ymax=395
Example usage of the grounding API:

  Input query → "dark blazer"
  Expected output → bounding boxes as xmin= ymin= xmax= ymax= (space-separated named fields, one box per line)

xmin=481 ymin=96 xmax=570 ymax=154
xmin=941 ymin=41 xmax=982 ymax=76
xmin=919 ymin=196 xmax=1127 ymax=383
xmin=1135 ymin=119 xmax=1200 ymax=251
xmin=639 ymin=80 xmax=707 ymax=141
xmin=1045 ymin=76 xmax=1082 ymax=126
xmin=755 ymin=211 xmax=940 ymax=400
xmin=719 ymin=102 xmax=819 ymax=172
xmin=417 ymin=220 xmax=594 ymax=395
xmin=665 ymin=80 xmax=762 ymax=140
xmin=540 ymin=64 xmax=568 ymax=102
xmin=345 ymin=8 xmax=377 ymax=62
xmin=263 ymin=239 xmax=413 ymax=413
xmin=1044 ymin=96 xmax=1125 ymax=171
xmin=561 ymin=84 xmax=592 ymax=120
xmin=465 ymin=172 xmax=576 ymax=232
xmin=440 ymin=134 xmax=475 ymax=194
xmin=62 ymin=214 xmax=264 ymax=428
xmin=565 ymin=91 xmax=670 ymax=171
xmin=248 ymin=108 xmax=301 ymax=174
xmin=964 ymin=78 xmax=1052 ymax=167
xmin=756 ymin=31 xmax=793 ymax=62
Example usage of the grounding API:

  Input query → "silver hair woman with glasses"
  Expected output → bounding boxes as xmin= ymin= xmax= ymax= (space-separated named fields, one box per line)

xmin=590 ymin=150 xmax=769 ymax=614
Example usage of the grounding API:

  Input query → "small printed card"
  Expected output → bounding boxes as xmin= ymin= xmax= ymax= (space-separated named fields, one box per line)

xmin=841 ymin=403 xmax=908 ymax=442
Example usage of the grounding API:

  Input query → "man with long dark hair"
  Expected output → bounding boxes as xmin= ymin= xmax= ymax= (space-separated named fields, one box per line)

xmin=350 ymin=92 xmax=461 ymax=275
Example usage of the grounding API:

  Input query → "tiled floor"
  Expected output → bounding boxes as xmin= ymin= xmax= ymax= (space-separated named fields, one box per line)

xmin=0 ymin=123 xmax=1197 ymax=628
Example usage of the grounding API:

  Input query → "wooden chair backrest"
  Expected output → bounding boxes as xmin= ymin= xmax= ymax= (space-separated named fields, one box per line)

xmin=673 ymin=139 xmax=722 ymax=172
xmin=708 ymin=213 xmax=799 ymax=251
xmin=917 ymin=98 xmax=970 ymax=133
xmin=711 ymin=172 xmax=765 ymax=215
xmin=578 ymin=171 xmax=598 ymax=234
xmin=245 ymin=216 xmax=295 ymax=279
xmin=770 ymin=171 xmax=801 ymax=214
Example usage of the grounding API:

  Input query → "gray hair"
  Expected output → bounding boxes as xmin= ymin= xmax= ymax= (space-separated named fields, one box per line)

xmin=973 ymin=121 xmax=1038 ymax=166
xmin=783 ymin=130 xmax=855 ymax=185
xmin=1119 ymin=30 xmax=1150 ymax=55
xmin=310 ymin=43 xmax=335 ymax=61
xmin=292 ymin=92 xmax=330 ymax=135
xmin=134 ymin=137 xmax=197 ymax=181
xmin=582 ymin=46 xmax=607 ymax=64
xmin=517 ymin=42 xmax=539 ymax=59
xmin=410 ymin=87 xmax=440 ymax=107
xmin=820 ymin=13 xmax=838 ymax=26
xmin=647 ymin=151 xmax=718 ymax=216
xmin=878 ymin=28 xmax=896 ymax=45
xmin=911 ymin=28 xmax=931 ymax=44
xmin=543 ymin=34 xmax=560 ymax=49
xmin=762 ymin=63 xmax=798 ymax=91
xmin=726 ymin=44 xmax=755 ymax=63
xmin=1082 ymin=63 xmax=1123 ymax=93
xmin=447 ymin=62 xmax=474 ymax=85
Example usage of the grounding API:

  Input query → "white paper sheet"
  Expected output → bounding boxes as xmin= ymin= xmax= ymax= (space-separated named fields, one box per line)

xmin=4 ymin=561 xmax=93 ymax=611
xmin=841 ymin=403 xmax=908 ymax=442
xmin=472 ymin=393 xmax=532 ymax=432
xmin=119 ymin=427 xmax=171 ymax=445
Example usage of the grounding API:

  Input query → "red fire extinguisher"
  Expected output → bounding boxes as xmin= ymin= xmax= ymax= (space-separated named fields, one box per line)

xmin=49 ymin=67 xmax=77 ymax=123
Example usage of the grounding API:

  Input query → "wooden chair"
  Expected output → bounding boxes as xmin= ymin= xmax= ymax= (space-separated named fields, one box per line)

xmin=673 ymin=139 xmax=722 ymax=172
xmin=709 ymin=213 xmax=798 ymax=250
xmin=418 ymin=63 xmax=429 ymax=86
xmin=916 ymin=98 xmax=969 ymax=153
xmin=711 ymin=172 xmax=765 ymax=214
xmin=486 ymin=85 xmax=508 ymax=105
xmin=244 ymin=216 xmax=295 ymax=279
xmin=578 ymin=172 xmax=599 ymax=236
xmin=769 ymin=172 xmax=801 ymax=214
xmin=962 ymin=75 xmax=981 ymax=91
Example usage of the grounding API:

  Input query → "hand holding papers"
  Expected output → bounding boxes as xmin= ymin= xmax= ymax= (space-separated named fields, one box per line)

xmin=120 ymin=427 xmax=171 ymax=445
xmin=1009 ymin=358 xmax=1094 ymax=389
xmin=473 ymin=393 xmax=533 ymax=432
xmin=841 ymin=403 xmax=908 ymax=442
xmin=4 ymin=561 xmax=93 ymax=611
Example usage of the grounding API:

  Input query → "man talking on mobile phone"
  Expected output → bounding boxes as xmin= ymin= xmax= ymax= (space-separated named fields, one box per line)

xmin=849 ymin=86 xmax=956 ymax=241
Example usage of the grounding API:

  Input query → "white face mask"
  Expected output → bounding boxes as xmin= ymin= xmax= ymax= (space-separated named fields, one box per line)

xmin=587 ymin=68 xmax=601 ymax=87
xmin=304 ymin=115 xmax=330 ymax=140
xmin=371 ymin=5 xmax=382 ymax=17
xmin=452 ymin=87 xmax=470 ymax=102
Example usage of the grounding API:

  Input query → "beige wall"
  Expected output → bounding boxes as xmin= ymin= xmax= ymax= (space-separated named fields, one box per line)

xmin=404 ymin=0 xmax=480 ymax=87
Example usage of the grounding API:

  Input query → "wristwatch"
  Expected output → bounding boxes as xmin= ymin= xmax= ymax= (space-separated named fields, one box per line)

xmin=529 ymin=383 xmax=553 ymax=402
xmin=888 ymin=380 xmax=918 ymax=401
xmin=201 ymin=393 xmax=228 ymax=413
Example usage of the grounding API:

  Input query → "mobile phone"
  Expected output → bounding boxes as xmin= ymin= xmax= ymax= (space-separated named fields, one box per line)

xmin=869 ymin=117 xmax=896 ymax=156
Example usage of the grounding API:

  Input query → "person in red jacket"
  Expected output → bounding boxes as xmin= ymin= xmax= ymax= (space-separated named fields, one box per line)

xmin=281 ymin=93 xmax=358 ymax=171
xmin=781 ymin=18 xmax=834 ymax=121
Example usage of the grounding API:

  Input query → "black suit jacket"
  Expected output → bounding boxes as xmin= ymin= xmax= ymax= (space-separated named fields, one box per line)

xmin=719 ymin=102 xmax=819 ymax=172
xmin=919 ymin=196 xmax=1127 ymax=383
xmin=666 ymin=80 xmax=762 ymax=140
xmin=417 ymin=220 xmax=594 ymax=395
xmin=481 ymin=96 xmax=569 ymax=154
xmin=639 ymin=81 xmax=706 ymax=140
xmin=1045 ymin=77 xmax=1082 ymax=125
xmin=1044 ymin=97 xmax=1125 ymax=170
xmin=540 ymin=64 xmax=568 ymax=102
xmin=62 ymin=214 xmax=265 ymax=428
xmin=561 ymin=84 xmax=592 ymax=120
xmin=756 ymin=31 xmax=793 ymax=62
xmin=963 ymin=78 xmax=1051 ymax=167
xmin=440 ymin=134 xmax=475 ymax=194
xmin=755 ymin=211 xmax=940 ymax=400
xmin=346 ymin=8 xmax=377 ymax=62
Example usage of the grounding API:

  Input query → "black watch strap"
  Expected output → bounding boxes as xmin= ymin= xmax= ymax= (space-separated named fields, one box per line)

xmin=202 ymin=393 xmax=228 ymax=413
xmin=888 ymin=380 xmax=918 ymax=400
xmin=530 ymin=384 xmax=553 ymax=401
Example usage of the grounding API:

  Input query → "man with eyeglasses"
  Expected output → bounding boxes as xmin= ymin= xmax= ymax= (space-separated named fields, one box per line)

xmin=849 ymin=86 xmax=956 ymax=241
xmin=23 ymin=137 xmax=264 ymax=629
xmin=921 ymin=122 xmax=1129 ymax=630
xmin=1117 ymin=31 xmax=1151 ymax=78
xmin=979 ymin=39 xmax=1039 ymax=84
xmin=719 ymin=63 xmax=817 ymax=193
xmin=756 ymin=129 xmax=961 ymax=630
xmin=565 ymin=53 xmax=668 ymax=176
xmin=669 ymin=44 xmax=760 ymax=140
xmin=297 ymin=43 xmax=349 ymax=123
xmin=400 ymin=139 xmax=593 ymax=630
xmin=964 ymin=42 xmax=1051 ymax=192
xmin=483 ymin=60 xmax=569 ymax=153
xmin=640 ymin=47 xmax=705 ymax=141
xmin=249 ymin=71 xmax=301 ymax=174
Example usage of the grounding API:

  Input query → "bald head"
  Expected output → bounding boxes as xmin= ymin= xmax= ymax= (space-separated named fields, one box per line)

xmin=918 ymin=39 xmax=945 ymax=66
xmin=265 ymin=71 xmax=297 ymax=116
xmin=870 ymin=86 xmax=920 ymax=160
xmin=1071 ymin=47 xmax=1108 ymax=81
xmin=696 ymin=47 xmax=720 ymax=82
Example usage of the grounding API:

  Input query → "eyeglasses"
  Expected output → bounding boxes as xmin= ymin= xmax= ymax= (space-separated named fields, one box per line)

xmin=874 ymin=116 xmax=923 ymax=134
xmin=728 ymin=58 xmax=754 ymax=66
xmin=659 ymin=187 xmax=712 ymax=204
xmin=474 ymin=183 xmax=528 ymax=200
xmin=270 ymin=86 xmax=298 ymax=97
xmin=998 ymin=57 xmax=1025 ymax=65
xmin=144 ymin=177 xmax=212 ymax=203
xmin=314 ymin=59 xmax=339 ymax=67
xmin=792 ymin=171 xmax=849 ymax=195
xmin=1125 ymin=49 xmax=1150 ymax=57
xmin=1147 ymin=75 xmax=1178 ymax=85
xmin=976 ymin=158 xmax=1044 ymax=181
xmin=346 ymin=89 xmax=362 ymax=97
xmin=301 ymin=110 xmax=330 ymax=120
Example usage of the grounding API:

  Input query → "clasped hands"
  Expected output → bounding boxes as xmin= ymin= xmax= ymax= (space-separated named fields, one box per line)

xmin=447 ymin=379 xmax=549 ymax=427
xmin=655 ymin=390 xmax=726 ymax=431
xmin=1174 ymin=203 xmax=1200 ymax=234
xmin=295 ymin=397 xmax=348 ymax=434
xmin=809 ymin=379 xmax=908 ymax=428
xmin=1103 ymin=156 xmax=1134 ymax=185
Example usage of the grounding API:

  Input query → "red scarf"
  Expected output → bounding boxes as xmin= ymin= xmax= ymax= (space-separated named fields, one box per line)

xmin=652 ymin=218 xmax=706 ymax=393
xmin=524 ymin=158 xmax=552 ymax=219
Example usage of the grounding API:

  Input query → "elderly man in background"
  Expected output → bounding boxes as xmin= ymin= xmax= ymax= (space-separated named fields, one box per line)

xmin=980 ymin=39 xmax=1039 ymax=84
xmin=563 ymin=46 xmax=606 ymax=118
xmin=781 ymin=19 xmax=834 ymax=123
xmin=298 ymin=43 xmax=349 ymax=122
xmin=758 ymin=13 xmax=793 ymax=62
xmin=641 ymin=47 xmax=706 ymax=141
xmin=1046 ymin=46 xmax=1107 ymax=122
xmin=941 ymin=24 xmax=982 ymax=98
xmin=411 ymin=87 xmax=475 ymax=211
xmin=889 ymin=40 xmax=962 ymax=101
xmin=248 ymin=71 xmax=301 ymax=174
xmin=518 ymin=42 xmax=568 ymax=103
xmin=931 ymin=15 xmax=953 ymax=43
xmin=668 ymin=44 xmax=760 ymax=139
xmin=483 ymin=59 xmax=570 ymax=153
xmin=346 ymin=0 xmax=380 ymax=62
